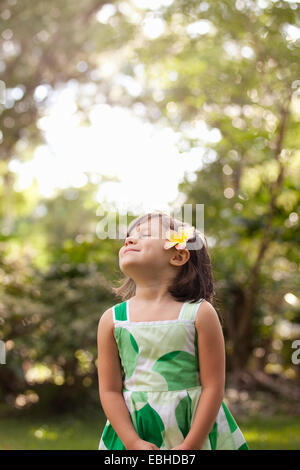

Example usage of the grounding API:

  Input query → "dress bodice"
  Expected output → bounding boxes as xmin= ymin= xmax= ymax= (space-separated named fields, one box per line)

xmin=113 ymin=299 xmax=203 ymax=392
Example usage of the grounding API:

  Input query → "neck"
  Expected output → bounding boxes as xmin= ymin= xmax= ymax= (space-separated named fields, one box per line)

xmin=134 ymin=283 xmax=173 ymax=304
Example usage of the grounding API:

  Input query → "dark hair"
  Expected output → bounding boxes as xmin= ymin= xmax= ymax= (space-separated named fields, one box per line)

xmin=112 ymin=211 xmax=223 ymax=325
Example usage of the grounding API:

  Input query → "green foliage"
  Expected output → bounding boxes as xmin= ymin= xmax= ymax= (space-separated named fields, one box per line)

xmin=0 ymin=0 xmax=299 ymax=415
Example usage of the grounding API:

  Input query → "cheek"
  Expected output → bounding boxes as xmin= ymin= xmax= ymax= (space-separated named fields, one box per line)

xmin=141 ymin=241 xmax=160 ymax=256
xmin=149 ymin=242 xmax=169 ymax=261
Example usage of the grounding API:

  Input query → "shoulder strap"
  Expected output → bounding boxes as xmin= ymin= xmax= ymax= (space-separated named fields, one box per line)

xmin=180 ymin=299 xmax=204 ymax=321
xmin=113 ymin=301 xmax=128 ymax=322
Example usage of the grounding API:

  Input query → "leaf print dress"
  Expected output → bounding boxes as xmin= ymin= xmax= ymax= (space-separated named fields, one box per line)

xmin=98 ymin=298 xmax=250 ymax=450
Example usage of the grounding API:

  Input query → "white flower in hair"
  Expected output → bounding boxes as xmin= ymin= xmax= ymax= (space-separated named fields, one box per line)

xmin=164 ymin=225 xmax=195 ymax=250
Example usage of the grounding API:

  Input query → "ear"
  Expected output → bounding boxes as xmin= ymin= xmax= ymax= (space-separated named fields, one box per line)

xmin=169 ymin=248 xmax=190 ymax=267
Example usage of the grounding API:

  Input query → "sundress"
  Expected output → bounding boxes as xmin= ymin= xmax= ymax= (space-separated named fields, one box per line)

xmin=98 ymin=298 xmax=250 ymax=450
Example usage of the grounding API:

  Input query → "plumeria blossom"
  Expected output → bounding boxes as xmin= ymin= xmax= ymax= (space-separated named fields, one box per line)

xmin=163 ymin=225 xmax=196 ymax=250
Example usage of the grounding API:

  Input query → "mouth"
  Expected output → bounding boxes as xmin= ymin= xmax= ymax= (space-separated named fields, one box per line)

xmin=124 ymin=249 xmax=139 ymax=254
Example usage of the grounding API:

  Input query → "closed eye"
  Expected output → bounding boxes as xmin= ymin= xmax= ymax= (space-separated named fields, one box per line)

xmin=124 ymin=232 xmax=150 ymax=242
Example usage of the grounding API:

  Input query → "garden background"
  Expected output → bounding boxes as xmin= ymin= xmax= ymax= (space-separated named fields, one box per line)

xmin=0 ymin=0 xmax=300 ymax=450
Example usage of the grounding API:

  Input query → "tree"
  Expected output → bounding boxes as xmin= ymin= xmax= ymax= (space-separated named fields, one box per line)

xmin=126 ymin=0 xmax=300 ymax=375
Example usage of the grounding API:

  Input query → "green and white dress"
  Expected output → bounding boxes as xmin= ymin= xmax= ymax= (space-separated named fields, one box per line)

xmin=98 ymin=299 xmax=250 ymax=450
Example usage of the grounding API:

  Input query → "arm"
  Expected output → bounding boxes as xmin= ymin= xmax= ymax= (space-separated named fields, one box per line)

xmin=97 ymin=308 xmax=141 ymax=449
xmin=181 ymin=301 xmax=226 ymax=450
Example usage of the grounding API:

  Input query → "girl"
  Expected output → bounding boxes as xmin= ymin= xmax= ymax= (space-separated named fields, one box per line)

xmin=97 ymin=211 xmax=249 ymax=450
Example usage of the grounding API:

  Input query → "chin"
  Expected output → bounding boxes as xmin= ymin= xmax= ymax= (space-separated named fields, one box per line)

xmin=119 ymin=262 xmax=134 ymax=275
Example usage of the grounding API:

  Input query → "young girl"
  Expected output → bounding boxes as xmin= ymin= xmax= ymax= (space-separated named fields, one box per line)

xmin=97 ymin=212 xmax=249 ymax=450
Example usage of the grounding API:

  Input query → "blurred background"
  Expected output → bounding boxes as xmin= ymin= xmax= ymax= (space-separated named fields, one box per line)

xmin=0 ymin=0 xmax=300 ymax=450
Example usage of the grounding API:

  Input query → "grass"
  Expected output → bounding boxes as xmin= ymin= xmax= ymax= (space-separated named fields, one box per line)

xmin=238 ymin=414 xmax=300 ymax=450
xmin=0 ymin=412 xmax=299 ymax=450
xmin=0 ymin=411 xmax=107 ymax=450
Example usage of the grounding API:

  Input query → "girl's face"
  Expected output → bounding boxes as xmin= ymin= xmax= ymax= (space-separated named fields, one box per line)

xmin=119 ymin=218 xmax=175 ymax=278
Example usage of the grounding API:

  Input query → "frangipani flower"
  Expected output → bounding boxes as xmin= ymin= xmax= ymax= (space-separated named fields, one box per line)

xmin=164 ymin=226 xmax=195 ymax=250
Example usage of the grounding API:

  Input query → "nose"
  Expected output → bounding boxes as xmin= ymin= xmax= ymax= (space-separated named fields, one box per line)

xmin=124 ymin=235 xmax=137 ymax=247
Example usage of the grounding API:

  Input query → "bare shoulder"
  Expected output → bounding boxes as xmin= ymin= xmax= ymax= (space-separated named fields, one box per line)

xmin=97 ymin=307 xmax=114 ymax=334
xmin=195 ymin=300 xmax=222 ymax=329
